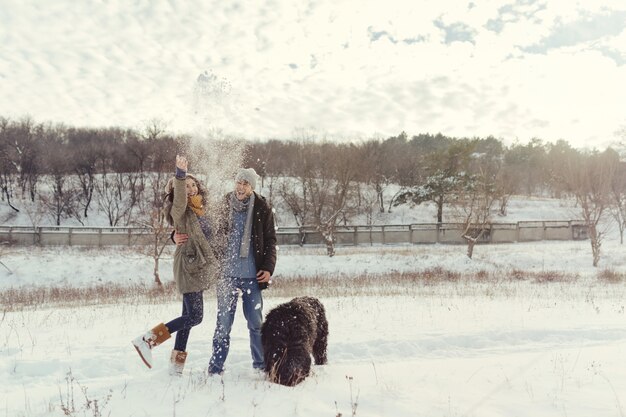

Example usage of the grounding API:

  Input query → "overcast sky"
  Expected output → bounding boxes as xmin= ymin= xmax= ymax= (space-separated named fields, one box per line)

xmin=1 ymin=0 xmax=625 ymax=148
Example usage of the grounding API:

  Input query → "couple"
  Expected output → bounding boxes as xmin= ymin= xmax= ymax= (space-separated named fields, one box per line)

xmin=132 ymin=155 xmax=277 ymax=377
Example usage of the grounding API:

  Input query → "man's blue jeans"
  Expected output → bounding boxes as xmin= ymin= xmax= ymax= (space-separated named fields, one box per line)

xmin=208 ymin=276 xmax=264 ymax=374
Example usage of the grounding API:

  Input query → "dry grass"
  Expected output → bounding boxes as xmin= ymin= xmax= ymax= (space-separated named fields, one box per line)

xmin=0 ymin=268 xmax=592 ymax=312
xmin=0 ymin=281 xmax=180 ymax=312
xmin=267 ymin=268 xmax=580 ymax=298
xmin=532 ymin=270 xmax=572 ymax=283
xmin=504 ymin=269 xmax=576 ymax=283
xmin=597 ymin=268 xmax=625 ymax=284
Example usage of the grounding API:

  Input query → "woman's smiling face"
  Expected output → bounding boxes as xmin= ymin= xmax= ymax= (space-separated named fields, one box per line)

xmin=185 ymin=178 xmax=198 ymax=197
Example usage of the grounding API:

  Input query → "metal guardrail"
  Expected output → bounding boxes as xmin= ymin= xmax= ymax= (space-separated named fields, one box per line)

xmin=0 ymin=221 xmax=588 ymax=247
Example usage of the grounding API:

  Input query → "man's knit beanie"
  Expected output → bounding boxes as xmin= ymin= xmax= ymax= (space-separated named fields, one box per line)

xmin=235 ymin=168 xmax=259 ymax=190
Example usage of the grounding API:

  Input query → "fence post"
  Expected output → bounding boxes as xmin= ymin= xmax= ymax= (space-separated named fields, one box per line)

xmin=68 ymin=227 xmax=72 ymax=246
xmin=569 ymin=220 xmax=573 ymax=239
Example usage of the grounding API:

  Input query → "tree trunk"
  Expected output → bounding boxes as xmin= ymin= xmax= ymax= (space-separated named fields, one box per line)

xmin=325 ymin=238 xmax=335 ymax=257
xmin=0 ymin=260 xmax=12 ymax=274
xmin=83 ymin=185 xmax=93 ymax=218
xmin=499 ymin=196 xmax=508 ymax=216
xmin=153 ymin=257 xmax=162 ymax=286
xmin=2 ymin=187 xmax=19 ymax=212
xmin=588 ymin=223 xmax=601 ymax=267
xmin=152 ymin=233 xmax=164 ymax=286
xmin=590 ymin=237 xmax=601 ymax=267
xmin=320 ymin=227 xmax=335 ymax=257
xmin=466 ymin=240 xmax=475 ymax=259
xmin=437 ymin=195 xmax=443 ymax=223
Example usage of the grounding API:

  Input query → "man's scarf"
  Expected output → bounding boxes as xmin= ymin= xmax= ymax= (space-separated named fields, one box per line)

xmin=230 ymin=192 xmax=255 ymax=258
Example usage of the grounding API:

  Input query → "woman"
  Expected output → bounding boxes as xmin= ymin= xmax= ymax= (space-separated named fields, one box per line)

xmin=132 ymin=155 xmax=218 ymax=375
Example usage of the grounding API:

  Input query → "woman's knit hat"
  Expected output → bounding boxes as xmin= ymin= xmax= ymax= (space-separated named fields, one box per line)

xmin=235 ymin=168 xmax=259 ymax=190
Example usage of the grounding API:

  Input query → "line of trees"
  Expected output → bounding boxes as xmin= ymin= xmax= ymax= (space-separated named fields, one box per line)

xmin=2 ymin=116 xmax=626 ymax=265
xmin=246 ymin=133 xmax=626 ymax=263
xmin=0 ymin=117 xmax=187 ymax=284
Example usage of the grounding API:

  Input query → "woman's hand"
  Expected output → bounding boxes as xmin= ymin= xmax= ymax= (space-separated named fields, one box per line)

xmin=174 ymin=231 xmax=189 ymax=246
xmin=176 ymin=155 xmax=188 ymax=171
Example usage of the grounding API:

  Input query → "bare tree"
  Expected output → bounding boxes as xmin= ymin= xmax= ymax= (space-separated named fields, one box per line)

xmin=39 ymin=176 xmax=80 ymax=226
xmin=10 ymin=118 xmax=41 ymax=202
xmin=275 ymin=141 xmax=358 ymax=255
xmin=609 ymin=160 xmax=626 ymax=244
xmin=68 ymin=128 xmax=101 ymax=218
xmin=277 ymin=141 xmax=314 ymax=227
xmin=278 ymin=177 xmax=308 ymax=227
xmin=23 ymin=197 xmax=47 ymax=230
xmin=557 ymin=148 xmax=618 ymax=266
xmin=0 ymin=242 xmax=12 ymax=274
xmin=0 ymin=118 xmax=19 ymax=212
xmin=136 ymin=133 xmax=181 ymax=284
xmin=130 ymin=130 xmax=179 ymax=286
xmin=40 ymin=129 xmax=80 ymax=225
xmin=357 ymin=140 xmax=393 ymax=213
xmin=450 ymin=170 xmax=497 ymax=259
xmin=95 ymin=173 xmax=132 ymax=226
xmin=133 ymin=204 xmax=171 ymax=286
xmin=358 ymin=183 xmax=383 ymax=225
xmin=306 ymin=143 xmax=358 ymax=256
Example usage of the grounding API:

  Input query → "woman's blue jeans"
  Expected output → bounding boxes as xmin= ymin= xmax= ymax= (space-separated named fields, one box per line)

xmin=208 ymin=276 xmax=264 ymax=374
xmin=165 ymin=291 xmax=204 ymax=352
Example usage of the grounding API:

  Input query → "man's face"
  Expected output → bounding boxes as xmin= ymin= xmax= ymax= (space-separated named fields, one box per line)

xmin=235 ymin=180 xmax=252 ymax=201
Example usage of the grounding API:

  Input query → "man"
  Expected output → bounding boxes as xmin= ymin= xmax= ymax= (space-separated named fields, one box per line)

xmin=175 ymin=167 xmax=277 ymax=375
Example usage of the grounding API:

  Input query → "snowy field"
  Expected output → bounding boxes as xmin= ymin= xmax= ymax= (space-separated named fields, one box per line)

xmin=1 ymin=197 xmax=626 ymax=417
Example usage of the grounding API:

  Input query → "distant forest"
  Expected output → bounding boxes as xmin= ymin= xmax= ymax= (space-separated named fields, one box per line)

xmin=1 ymin=116 xmax=625 ymax=263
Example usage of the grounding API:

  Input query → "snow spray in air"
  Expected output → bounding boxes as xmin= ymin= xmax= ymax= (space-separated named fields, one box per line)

xmin=187 ymin=69 xmax=248 ymax=203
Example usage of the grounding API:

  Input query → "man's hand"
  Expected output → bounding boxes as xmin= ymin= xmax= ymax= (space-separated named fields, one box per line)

xmin=174 ymin=231 xmax=189 ymax=246
xmin=256 ymin=270 xmax=271 ymax=283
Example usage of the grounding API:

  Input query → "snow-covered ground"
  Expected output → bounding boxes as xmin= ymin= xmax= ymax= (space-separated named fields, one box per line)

xmin=0 ymin=190 xmax=582 ymax=229
xmin=1 ymin=197 xmax=625 ymax=416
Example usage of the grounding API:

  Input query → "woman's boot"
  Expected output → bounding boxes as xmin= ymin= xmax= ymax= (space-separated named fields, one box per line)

xmin=169 ymin=350 xmax=188 ymax=376
xmin=132 ymin=323 xmax=171 ymax=368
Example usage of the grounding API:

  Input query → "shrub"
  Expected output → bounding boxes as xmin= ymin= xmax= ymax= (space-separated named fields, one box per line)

xmin=597 ymin=268 xmax=624 ymax=284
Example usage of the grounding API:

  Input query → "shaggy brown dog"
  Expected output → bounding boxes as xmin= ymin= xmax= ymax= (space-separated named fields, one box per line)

xmin=261 ymin=296 xmax=328 ymax=386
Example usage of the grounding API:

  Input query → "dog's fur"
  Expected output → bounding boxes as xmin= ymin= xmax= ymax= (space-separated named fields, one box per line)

xmin=261 ymin=296 xmax=328 ymax=386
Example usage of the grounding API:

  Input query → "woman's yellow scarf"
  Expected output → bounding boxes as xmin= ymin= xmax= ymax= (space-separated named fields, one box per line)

xmin=187 ymin=194 xmax=205 ymax=217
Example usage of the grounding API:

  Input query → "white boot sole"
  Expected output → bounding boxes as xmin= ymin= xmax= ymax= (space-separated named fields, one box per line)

xmin=132 ymin=337 xmax=153 ymax=369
